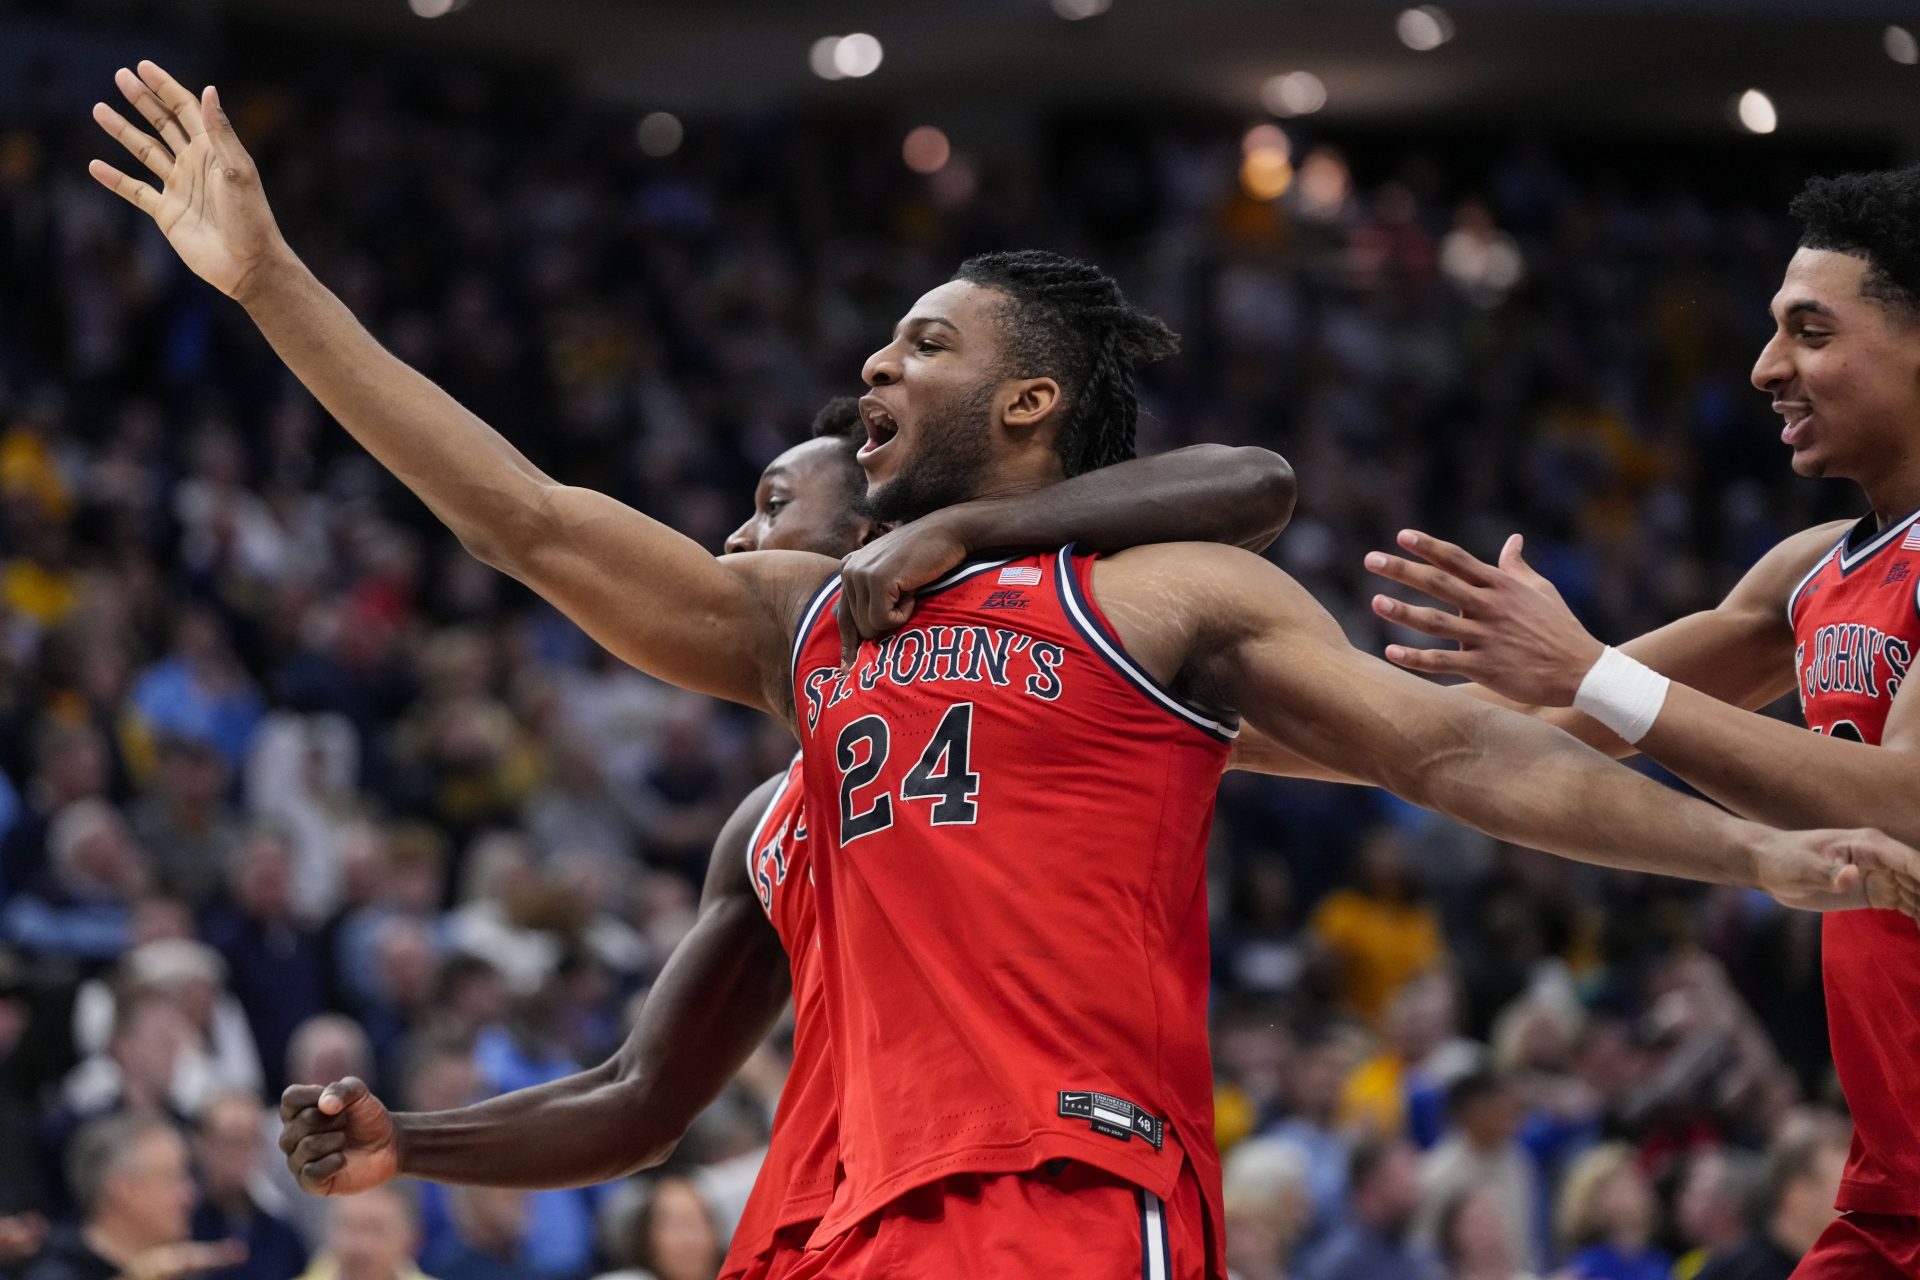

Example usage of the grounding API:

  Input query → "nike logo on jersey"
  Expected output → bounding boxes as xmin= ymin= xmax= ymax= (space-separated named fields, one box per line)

xmin=801 ymin=625 xmax=1067 ymax=731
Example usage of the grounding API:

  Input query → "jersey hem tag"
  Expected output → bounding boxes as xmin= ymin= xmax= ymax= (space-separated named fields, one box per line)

xmin=1057 ymin=1090 xmax=1166 ymax=1150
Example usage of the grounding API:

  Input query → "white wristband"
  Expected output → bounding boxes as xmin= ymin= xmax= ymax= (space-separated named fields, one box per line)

xmin=1572 ymin=647 xmax=1670 ymax=744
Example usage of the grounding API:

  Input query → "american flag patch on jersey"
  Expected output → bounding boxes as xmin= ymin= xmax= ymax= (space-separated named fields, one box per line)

xmin=998 ymin=566 xmax=1043 ymax=586
xmin=1902 ymin=524 xmax=1920 ymax=551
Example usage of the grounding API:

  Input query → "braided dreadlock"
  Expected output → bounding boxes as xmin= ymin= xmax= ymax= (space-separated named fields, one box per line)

xmin=952 ymin=251 xmax=1180 ymax=477
xmin=1790 ymin=166 xmax=1920 ymax=324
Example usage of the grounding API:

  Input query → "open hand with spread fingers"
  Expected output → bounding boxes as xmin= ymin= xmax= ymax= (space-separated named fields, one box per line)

xmin=87 ymin=60 xmax=289 ymax=301
xmin=1365 ymin=529 xmax=1604 ymax=705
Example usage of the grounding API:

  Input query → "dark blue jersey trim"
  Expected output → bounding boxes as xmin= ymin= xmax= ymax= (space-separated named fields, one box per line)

xmin=1836 ymin=508 xmax=1920 ymax=576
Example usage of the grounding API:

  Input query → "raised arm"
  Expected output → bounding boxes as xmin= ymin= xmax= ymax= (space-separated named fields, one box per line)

xmin=88 ymin=62 xmax=831 ymax=713
xmin=279 ymin=776 xmax=793 ymax=1194
xmin=833 ymin=445 xmax=1295 ymax=655
xmin=1096 ymin=542 xmax=1920 ymax=914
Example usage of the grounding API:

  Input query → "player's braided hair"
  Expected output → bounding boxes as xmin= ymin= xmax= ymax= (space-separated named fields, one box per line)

xmin=952 ymin=250 xmax=1180 ymax=477
xmin=1790 ymin=165 xmax=1920 ymax=323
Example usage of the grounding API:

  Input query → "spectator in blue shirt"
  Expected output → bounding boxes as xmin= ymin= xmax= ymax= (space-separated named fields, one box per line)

xmin=1299 ymin=1138 xmax=1444 ymax=1280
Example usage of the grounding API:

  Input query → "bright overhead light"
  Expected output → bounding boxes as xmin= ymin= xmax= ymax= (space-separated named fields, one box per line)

xmin=1242 ymin=124 xmax=1290 ymax=158
xmin=636 ymin=113 xmax=683 ymax=158
xmin=1736 ymin=88 xmax=1777 ymax=135
xmin=1261 ymin=71 xmax=1327 ymax=118
xmin=1240 ymin=148 xmax=1293 ymax=202
xmin=1396 ymin=5 xmax=1454 ymax=52
xmin=833 ymin=33 xmax=884 ymax=78
xmin=1887 ymin=25 xmax=1919 ymax=65
xmin=902 ymin=126 xmax=951 ymax=174
xmin=810 ymin=36 xmax=845 ymax=80
xmin=407 ymin=0 xmax=465 ymax=16
xmin=1051 ymin=0 xmax=1112 ymax=17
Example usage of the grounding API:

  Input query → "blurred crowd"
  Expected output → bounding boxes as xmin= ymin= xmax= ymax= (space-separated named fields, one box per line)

xmin=0 ymin=22 xmax=1883 ymax=1280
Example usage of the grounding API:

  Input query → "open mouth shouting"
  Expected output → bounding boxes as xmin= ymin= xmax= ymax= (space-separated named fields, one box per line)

xmin=858 ymin=395 xmax=901 ymax=459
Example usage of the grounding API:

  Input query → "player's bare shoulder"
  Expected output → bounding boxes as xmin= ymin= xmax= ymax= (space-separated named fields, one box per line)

xmin=1729 ymin=518 xmax=1856 ymax=620
xmin=1088 ymin=542 xmax=1333 ymax=687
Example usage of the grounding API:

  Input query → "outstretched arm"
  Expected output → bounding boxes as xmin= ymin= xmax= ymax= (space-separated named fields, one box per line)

xmin=834 ymin=445 xmax=1295 ymax=656
xmin=88 ymin=62 xmax=831 ymax=714
xmin=1231 ymin=520 xmax=1841 ymax=782
xmin=1365 ymin=524 xmax=1920 ymax=847
xmin=280 ymin=777 xmax=793 ymax=1194
xmin=1095 ymin=543 xmax=1920 ymax=915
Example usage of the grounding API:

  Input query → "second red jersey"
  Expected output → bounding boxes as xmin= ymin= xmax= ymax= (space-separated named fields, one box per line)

xmin=1788 ymin=508 xmax=1920 ymax=1214
xmin=789 ymin=546 xmax=1234 ymax=1253
xmin=721 ymin=757 xmax=839 ymax=1278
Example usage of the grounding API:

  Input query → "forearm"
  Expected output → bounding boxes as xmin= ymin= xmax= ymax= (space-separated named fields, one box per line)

xmin=1405 ymin=701 xmax=1764 ymax=887
xmin=392 ymin=1061 xmax=646 ymax=1189
xmin=393 ymin=897 xmax=789 ymax=1188
xmin=238 ymin=253 xmax=555 ymax=563
xmin=949 ymin=445 xmax=1295 ymax=555
xmin=1637 ymin=683 xmax=1920 ymax=844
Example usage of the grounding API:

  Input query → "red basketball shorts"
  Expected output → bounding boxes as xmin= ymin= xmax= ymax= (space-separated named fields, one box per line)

xmin=785 ymin=1158 xmax=1214 ymax=1279
xmin=720 ymin=1222 xmax=817 ymax=1280
xmin=1792 ymin=1212 xmax=1920 ymax=1279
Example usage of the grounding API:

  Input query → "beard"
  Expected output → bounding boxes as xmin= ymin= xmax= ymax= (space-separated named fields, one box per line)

xmin=856 ymin=378 xmax=997 ymax=525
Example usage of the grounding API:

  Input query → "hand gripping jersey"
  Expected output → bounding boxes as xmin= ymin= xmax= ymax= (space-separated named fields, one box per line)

xmin=789 ymin=547 xmax=1236 ymax=1248
xmin=720 ymin=757 xmax=840 ymax=1278
xmin=1788 ymin=509 xmax=1920 ymax=1214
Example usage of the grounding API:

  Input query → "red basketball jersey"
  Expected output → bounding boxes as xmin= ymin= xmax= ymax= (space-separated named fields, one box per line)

xmin=789 ymin=546 xmax=1235 ymax=1250
xmin=1788 ymin=509 xmax=1920 ymax=1214
xmin=721 ymin=757 xmax=839 ymax=1277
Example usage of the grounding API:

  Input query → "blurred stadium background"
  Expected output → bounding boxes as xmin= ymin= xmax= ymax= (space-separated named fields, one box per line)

xmin=0 ymin=1 xmax=1915 ymax=1278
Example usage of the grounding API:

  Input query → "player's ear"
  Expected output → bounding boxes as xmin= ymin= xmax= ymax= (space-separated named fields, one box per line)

xmin=1000 ymin=377 xmax=1061 ymax=434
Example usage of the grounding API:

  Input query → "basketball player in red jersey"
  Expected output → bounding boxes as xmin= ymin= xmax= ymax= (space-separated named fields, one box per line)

xmin=92 ymin=67 xmax=1920 ymax=1278
xmin=1347 ymin=165 xmax=1920 ymax=1280
xmin=268 ymin=403 xmax=1296 ymax=1280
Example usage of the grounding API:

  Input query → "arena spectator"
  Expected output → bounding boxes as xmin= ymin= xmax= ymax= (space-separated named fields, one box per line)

xmin=1262 ymin=1028 xmax=1361 ymax=1246
xmin=294 ymin=1187 xmax=429 ymax=1280
xmin=1670 ymin=1148 xmax=1761 ymax=1280
xmin=592 ymin=1178 xmax=719 ymax=1280
xmin=1415 ymin=1070 xmax=1541 ymax=1274
xmin=424 ymin=1190 xmax=535 ymax=1280
xmin=188 ymin=1091 xmax=307 ymax=1280
xmin=1435 ymin=1184 xmax=1540 ymax=1280
xmin=1553 ymin=1144 xmax=1670 ymax=1280
xmin=1308 ymin=827 xmax=1444 ymax=1024
xmin=2 ymin=800 xmax=150 ymax=965
xmin=1222 ymin=1138 xmax=1314 ymax=1280
xmin=1694 ymin=1115 xmax=1849 ymax=1280
xmin=0 ymin=724 xmax=110 ymax=900
xmin=199 ymin=826 xmax=328 ymax=1091
xmin=1298 ymin=1139 xmax=1442 ymax=1280
xmin=129 ymin=732 xmax=241 ymax=912
xmin=26 ymin=1113 xmax=242 ymax=1280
